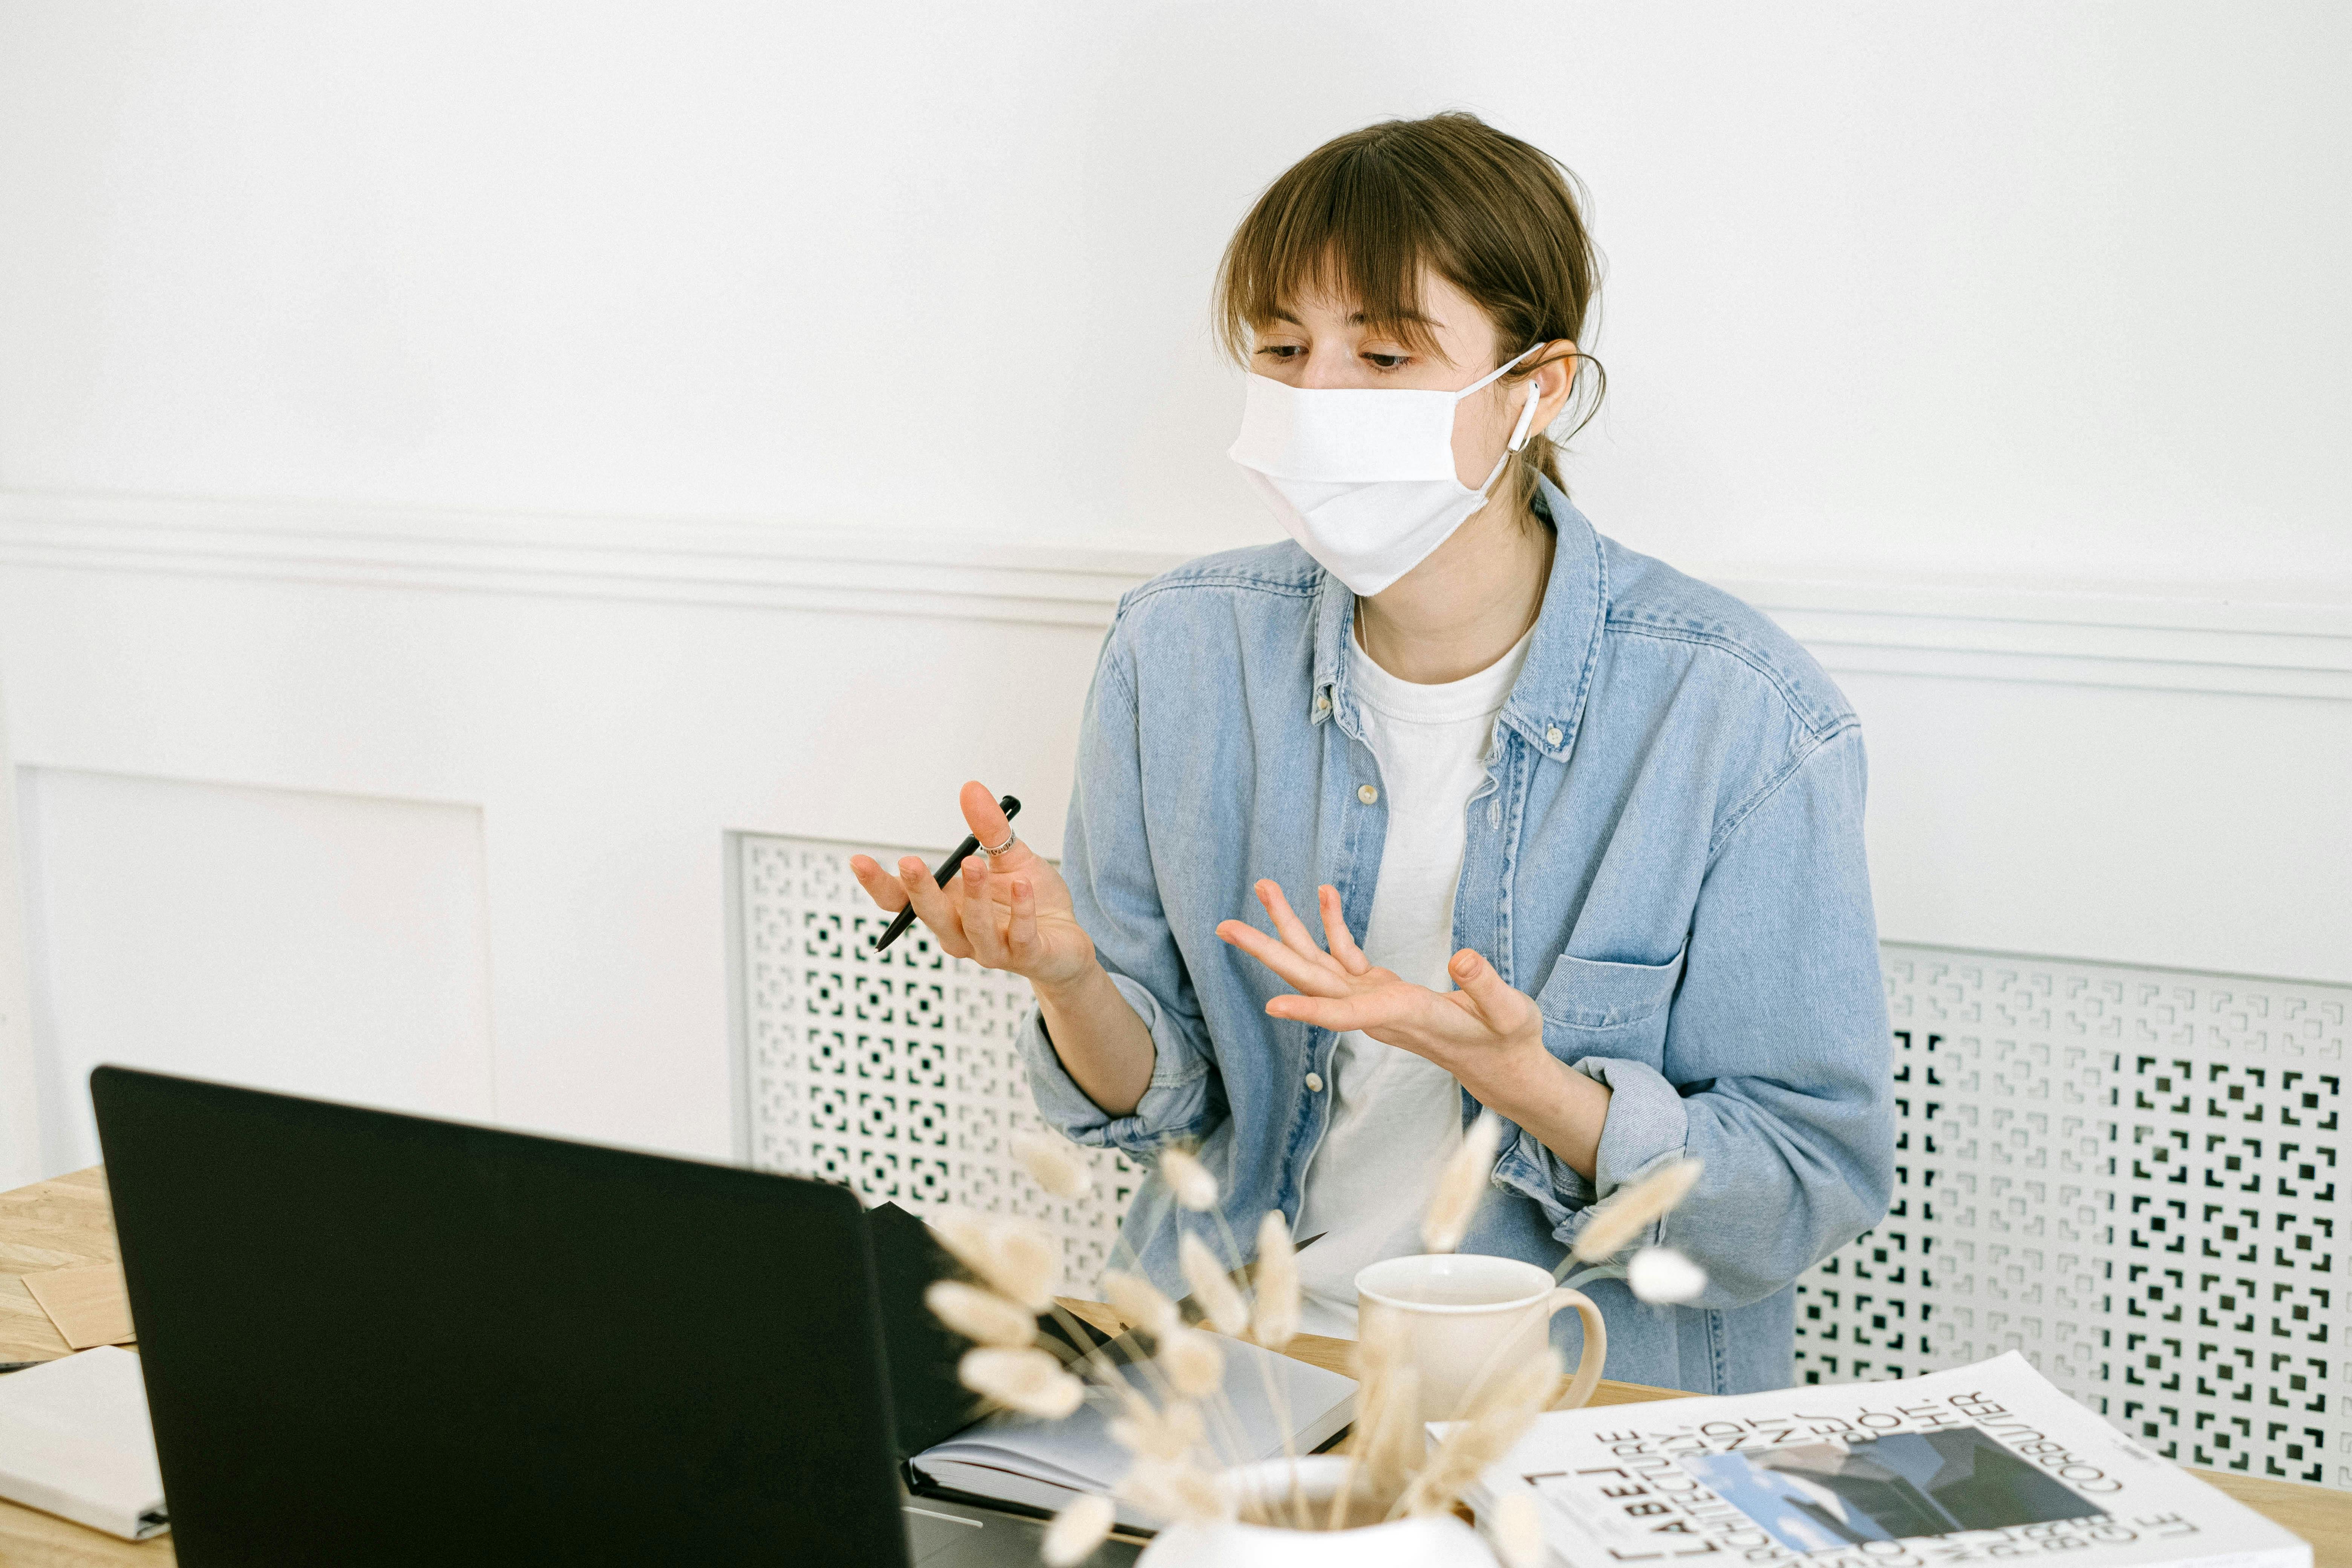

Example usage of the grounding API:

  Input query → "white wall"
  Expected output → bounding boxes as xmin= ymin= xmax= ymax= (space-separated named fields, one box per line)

xmin=0 ymin=3 xmax=2345 ymax=1180
xmin=0 ymin=671 xmax=34 ymax=1185
xmin=4 ymin=2 xmax=2347 ymax=583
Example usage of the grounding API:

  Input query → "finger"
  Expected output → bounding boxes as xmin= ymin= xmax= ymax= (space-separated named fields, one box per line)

xmin=1447 ymin=949 xmax=1532 ymax=1033
xmin=849 ymin=854 xmax=910 ymax=913
xmin=1317 ymin=885 xmax=1369 ymax=975
xmin=960 ymin=858 xmax=1013 ymax=968
xmin=1266 ymin=983 xmax=1442 ymax=1035
xmin=1216 ymin=918 xmax=1352 ymax=998
xmin=959 ymin=780 xmax=1039 ymax=872
xmin=1254 ymin=880 xmax=1339 ymax=969
xmin=896 ymin=856 xmax=973 ymax=957
xmin=1006 ymin=874 xmax=1040 ymax=961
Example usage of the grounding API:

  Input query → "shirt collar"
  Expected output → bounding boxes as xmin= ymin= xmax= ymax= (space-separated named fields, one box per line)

xmin=1309 ymin=475 xmax=1606 ymax=763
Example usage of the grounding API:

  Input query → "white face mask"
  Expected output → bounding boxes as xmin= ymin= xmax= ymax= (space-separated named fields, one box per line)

xmin=1227 ymin=345 xmax=1544 ymax=597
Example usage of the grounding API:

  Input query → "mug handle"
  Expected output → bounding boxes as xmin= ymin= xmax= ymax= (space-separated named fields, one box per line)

xmin=1542 ymin=1288 xmax=1608 ymax=1410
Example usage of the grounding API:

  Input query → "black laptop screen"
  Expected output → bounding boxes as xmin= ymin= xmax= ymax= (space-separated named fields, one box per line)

xmin=92 ymin=1066 xmax=912 ymax=1567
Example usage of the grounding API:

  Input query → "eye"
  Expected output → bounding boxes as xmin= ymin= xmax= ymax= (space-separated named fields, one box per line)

xmin=1255 ymin=345 xmax=1303 ymax=361
xmin=1363 ymin=351 xmax=1411 ymax=371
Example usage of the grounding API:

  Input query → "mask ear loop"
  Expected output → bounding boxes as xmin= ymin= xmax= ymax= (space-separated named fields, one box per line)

xmin=1468 ymin=349 xmax=1547 ymax=504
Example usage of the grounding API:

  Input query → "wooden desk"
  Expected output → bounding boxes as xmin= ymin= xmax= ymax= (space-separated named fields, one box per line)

xmin=3 ymin=1171 xmax=2342 ymax=1565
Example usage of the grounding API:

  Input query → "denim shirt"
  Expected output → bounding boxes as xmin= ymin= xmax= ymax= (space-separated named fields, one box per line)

xmin=1017 ymin=481 xmax=1893 ymax=1395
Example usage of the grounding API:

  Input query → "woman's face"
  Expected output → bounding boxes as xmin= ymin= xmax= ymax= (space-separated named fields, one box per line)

xmin=1248 ymin=268 xmax=1528 ymax=492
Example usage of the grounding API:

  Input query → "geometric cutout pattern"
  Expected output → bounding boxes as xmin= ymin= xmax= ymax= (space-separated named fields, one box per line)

xmin=738 ymin=834 xmax=1142 ymax=1295
xmin=734 ymin=849 xmax=2352 ymax=1484
xmin=1797 ymin=944 xmax=2352 ymax=1490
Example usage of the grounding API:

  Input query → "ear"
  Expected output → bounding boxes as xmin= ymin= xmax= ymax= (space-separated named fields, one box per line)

xmin=1525 ymin=342 xmax=1583 ymax=432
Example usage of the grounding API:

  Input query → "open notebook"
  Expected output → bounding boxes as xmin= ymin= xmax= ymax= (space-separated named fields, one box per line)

xmin=865 ymin=1201 xmax=1357 ymax=1531
xmin=909 ymin=1334 xmax=1356 ymax=1530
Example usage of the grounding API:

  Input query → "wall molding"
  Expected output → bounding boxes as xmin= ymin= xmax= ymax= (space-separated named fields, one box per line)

xmin=2 ymin=489 xmax=2346 ymax=699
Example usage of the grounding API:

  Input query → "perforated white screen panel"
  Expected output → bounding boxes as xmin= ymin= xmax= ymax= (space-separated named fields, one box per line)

xmin=737 ymin=834 xmax=1141 ymax=1295
xmin=1798 ymin=944 xmax=2352 ymax=1490
xmin=735 ymin=835 xmax=2352 ymax=1485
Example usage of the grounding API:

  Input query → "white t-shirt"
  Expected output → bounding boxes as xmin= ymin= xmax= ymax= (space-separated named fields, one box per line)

xmin=1291 ymin=620 xmax=1533 ymax=1337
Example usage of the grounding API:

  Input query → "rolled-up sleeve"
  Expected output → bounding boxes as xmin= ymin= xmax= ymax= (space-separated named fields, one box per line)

xmin=1514 ymin=726 xmax=1894 ymax=1306
xmin=1016 ymin=632 xmax=1222 ymax=1157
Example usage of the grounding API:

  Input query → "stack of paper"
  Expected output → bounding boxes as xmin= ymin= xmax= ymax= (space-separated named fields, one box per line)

xmin=0 ymin=1347 xmax=168 ymax=1540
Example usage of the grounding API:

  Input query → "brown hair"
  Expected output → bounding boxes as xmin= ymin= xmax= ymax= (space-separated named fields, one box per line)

xmin=1214 ymin=111 xmax=1604 ymax=518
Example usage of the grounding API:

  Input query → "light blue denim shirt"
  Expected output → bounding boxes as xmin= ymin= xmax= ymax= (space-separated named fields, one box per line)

xmin=1018 ymin=481 xmax=1893 ymax=1395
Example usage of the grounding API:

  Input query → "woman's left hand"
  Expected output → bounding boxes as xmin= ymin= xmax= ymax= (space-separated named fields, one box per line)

xmin=1214 ymin=880 xmax=1550 ymax=1096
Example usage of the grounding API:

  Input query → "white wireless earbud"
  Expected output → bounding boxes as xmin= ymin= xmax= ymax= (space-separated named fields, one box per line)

xmin=1507 ymin=377 xmax=1543 ymax=452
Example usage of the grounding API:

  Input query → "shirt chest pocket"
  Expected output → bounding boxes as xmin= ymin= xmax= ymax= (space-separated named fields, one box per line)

xmin=1533 ymin=947 xmax=1687 ymax=1069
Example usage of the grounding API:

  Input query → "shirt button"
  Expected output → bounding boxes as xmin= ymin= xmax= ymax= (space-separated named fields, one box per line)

xmin=1305 ymin=1072 xmax=1325 ymax=1092
xmin=1546 ymin=726 xmax=1563 ymax=746
xmin=1314 ymin=694 xmax=1331 ymax=714
xmin=1358 ymin=784 xmax=1379 ymax=805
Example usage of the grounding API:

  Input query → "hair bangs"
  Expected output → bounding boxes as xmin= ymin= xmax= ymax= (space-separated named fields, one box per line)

xmin=1216 ymin=142 xmax=1455 ymax=364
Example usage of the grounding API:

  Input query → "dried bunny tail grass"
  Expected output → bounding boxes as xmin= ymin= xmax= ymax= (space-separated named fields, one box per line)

xmin=1108 ymin=1391 xmax=1206 ymax=1462
xmin=1422 ymin=1112 xmax=1504 ymax=1254
xmin=1159 ymin=1146 xmax=1219 ymax=1211
xmin=1569 ymin=1156 xmax=1704 ymax=1263
xmin=1491 ymin=1490 xmax=1545 ymax=1568
xmin=1400 ymin=1347 xmax=1563 ymax=1519
xmin=1012 ymin=1130 xmax=1092 ymax=1202
xmin=1157 ymin=1326 xmax=1225 ymax=1398
xmin=924 ymin=1280 xmax=1037 ymax=1348
xmin=1627 ymin=1244 xmax=1707 ymax=1305
xmin=1355 ymin=1363 xmax=1423 ymax=1505
xmin=1349 ymin=1298 xmax=1410 ymax=1382
xmin=1178 ymin=1232 xmax=1249 ymax=1337
xmin=1459 ymin=1344 xmax=1563 ymax=1432
xmin=1248 ymin=1210 xmax=1300 ymax=1350
xmin=1342 ymin=1306 xmax=1424 ymax=1511
xmin=1118 ymin=1456 xmax=1226 ymax=1525
xmin=933 ymin=1209 xmax=1058 ymax=1312
xmin=959 ymin=1346 xmax=1086 ymax=1419
xmin=1102 ymin=1269 xmax=1179 ymax=1339
xmin=1041 ymin=1494 xmax=1115 ymax=1566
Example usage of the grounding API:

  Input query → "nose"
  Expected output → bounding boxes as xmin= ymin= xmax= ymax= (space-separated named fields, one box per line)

xmin=1296 ymin=341 xmax=1360 ymax=389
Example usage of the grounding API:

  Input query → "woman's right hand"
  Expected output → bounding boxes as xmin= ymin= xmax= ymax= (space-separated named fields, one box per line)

xmin=849 ymin=780 xmax=1098 ymax=991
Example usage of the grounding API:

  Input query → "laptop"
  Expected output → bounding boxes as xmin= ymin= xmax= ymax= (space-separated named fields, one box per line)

xmin=90 ymin=1066 xmax=1138 ymax=1566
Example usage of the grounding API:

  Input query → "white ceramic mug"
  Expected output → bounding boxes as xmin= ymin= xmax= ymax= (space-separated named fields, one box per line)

xmin=1355 ymin=1254 xmax=1607 ymax=1423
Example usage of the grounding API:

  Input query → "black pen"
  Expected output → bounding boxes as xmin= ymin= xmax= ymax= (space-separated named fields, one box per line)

xmin=873 ymin=795 xmax=1021 ymax=954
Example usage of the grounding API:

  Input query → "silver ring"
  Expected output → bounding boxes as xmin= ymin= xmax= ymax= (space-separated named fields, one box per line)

xmin=978 ymin=828 xmax=1018 ymax=859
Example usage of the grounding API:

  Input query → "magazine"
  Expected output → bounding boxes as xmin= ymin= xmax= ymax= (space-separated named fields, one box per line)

xmin=1452 ymin=1352 xmax=2309 ymax=1568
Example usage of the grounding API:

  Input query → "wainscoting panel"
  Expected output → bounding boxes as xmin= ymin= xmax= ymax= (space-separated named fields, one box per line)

xmin=19 ymin=768 xmax=497 ymax=1174
xmin=6 ymin=489 xmax=2347 ymax=1187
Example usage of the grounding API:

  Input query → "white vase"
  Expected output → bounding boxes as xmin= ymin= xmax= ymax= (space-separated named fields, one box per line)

xmin=1135 ymin=1456 xmax=1499 ymax=1568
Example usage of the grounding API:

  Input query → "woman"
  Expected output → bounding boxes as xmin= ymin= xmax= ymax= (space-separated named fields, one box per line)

xmin=851 ymin=112 xmax=1892 ymax=1394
